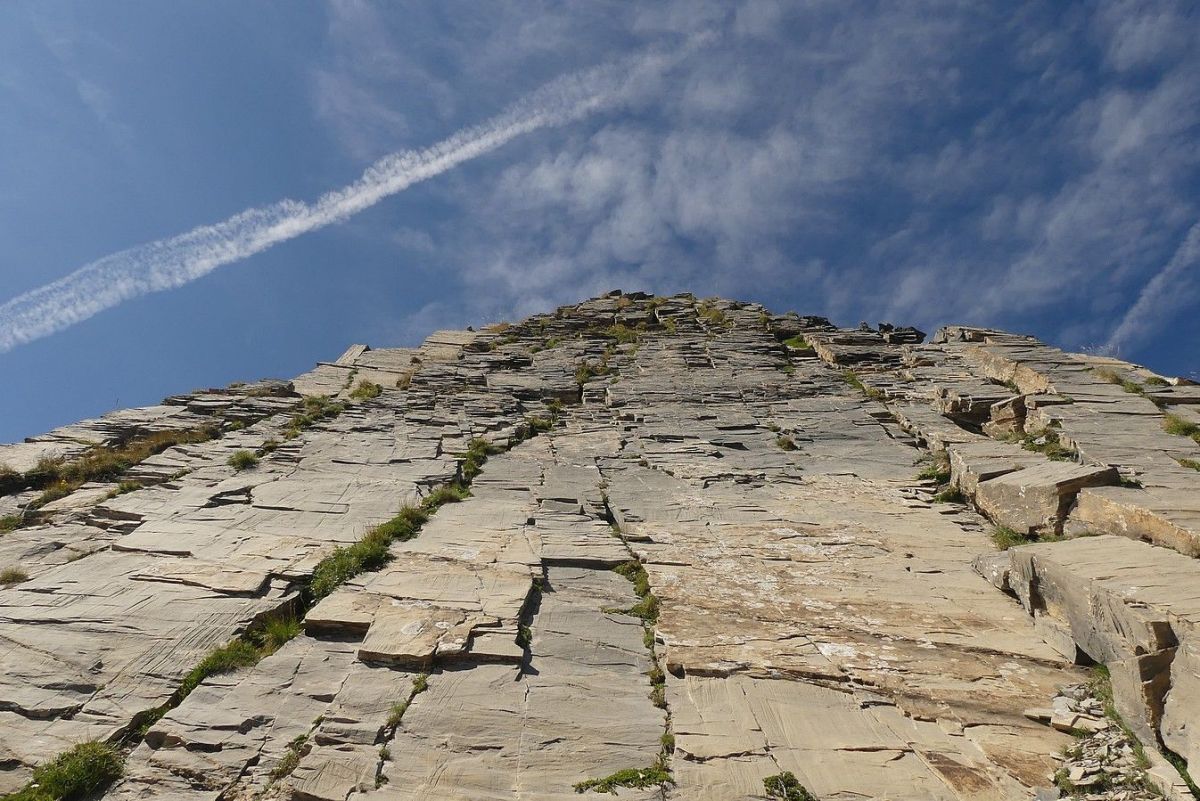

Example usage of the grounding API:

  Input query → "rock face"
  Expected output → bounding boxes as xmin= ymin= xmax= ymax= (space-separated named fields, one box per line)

xmin=1 ymin=292 xmax=1198 ymax=801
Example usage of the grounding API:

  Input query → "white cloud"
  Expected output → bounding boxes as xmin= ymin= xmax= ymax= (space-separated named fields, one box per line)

xmin=394 ymin=1 xmax=1199 ymax=360
xmin=0 ymin=42 xmax=699 ymax=353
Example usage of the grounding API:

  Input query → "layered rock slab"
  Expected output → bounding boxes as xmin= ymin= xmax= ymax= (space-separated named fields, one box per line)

xmin=3 ymin=292 xmax=1199 ymax=801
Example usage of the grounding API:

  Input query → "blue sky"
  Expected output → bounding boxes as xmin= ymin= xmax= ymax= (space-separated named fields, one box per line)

xmin=2 ymin=1 xmax=1198 ymax=443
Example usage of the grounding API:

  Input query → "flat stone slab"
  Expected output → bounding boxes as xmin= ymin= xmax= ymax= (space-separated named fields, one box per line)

xmin=975 ymin=461 xmax=1118 ymax=533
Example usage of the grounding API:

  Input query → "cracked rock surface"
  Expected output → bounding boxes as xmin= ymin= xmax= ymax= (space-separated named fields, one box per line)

xmin=2 ymin=292 xmax=1198 ymax=801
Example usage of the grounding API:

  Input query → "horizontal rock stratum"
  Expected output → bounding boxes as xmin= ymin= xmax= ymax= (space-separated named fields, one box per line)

xmin=1 ymin=292 xmax=1199 ymax=801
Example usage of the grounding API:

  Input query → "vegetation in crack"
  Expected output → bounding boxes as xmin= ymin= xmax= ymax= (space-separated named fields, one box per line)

xmin=1006 ymin=430 xmax=1077 ymax=461
xmin=350 ymin=380 xmax=383 ymax=400
xmin=931 ymin=486 xmax=966 ymax=504
xmin=612 ymin=560 xmax=659 ymax=623
xmin=1092 ymin=367 xmax=1146 ymax=396
xmin=307 ymin=502 xmax=433 ymax=602
xmin=0 ymin=427 xmax=220 ymax=531
xmin=516 ymin=572 xmax=543 ymax=652
xmin=2 ymin=741 xmax=124 ymax=801
xmin=128 ymin=610 xmax=303 ymax=740
xmin=1053 ymin=665 xmax=1178 ymax=798
xmin=764 ymin=771 xmax=818 ymax=801
xmin=459 ymin=437 xmax=505 ymax=482
xmin=989 ymin=526 xmax=1068 ymax=550
xmin=696 ymin=300 xmax=729 ymax=328
xmin=579 ymin=503 xmax=675 ymax=795
xmin=1 ymin=567 xmax=29 ymax=586
xmin=775 ymin=434 xmax=798 ymax=451
xmin=227 ymin=450 xmax=260 ymax=471
xmin=118 ymin=408 xmax=560 ymax=772
xmin=782 ymin=335 xmax=813 ymax=352
xmin=283 ymin=395 xmax=346 ymax=440
xmin=915 ymin=453 xmax=951 ymax=484
xmin=383 ymin=672 xmax=430 ymax=731
xmin=269 ymin=734 xmax=309 ymax=781
xmin=104 ymin=480 xmax=144 ymax=500
xmin=841 ymin=369 xmax=884 ymax=401
xmin=308 ymin=408 xmax=560 ymax=604
xmin=575 ymin=359 xmax=612 ymax=387
xmin=2 ymin=427 xmax=217 ymax=498
xmin=1163 ymin=414 xmax=1200 ymax=444
xmin=573 ymin=760 xmax=673 ymax=795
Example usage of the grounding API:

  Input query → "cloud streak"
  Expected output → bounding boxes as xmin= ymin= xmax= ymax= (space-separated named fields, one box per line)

xmin=1106 ymin=219 xmax=1200 ymax=353
xmin=0 ymin=41 xmax=692 ymax=353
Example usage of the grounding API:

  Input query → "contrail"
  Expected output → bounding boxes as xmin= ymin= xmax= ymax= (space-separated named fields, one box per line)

xmin=1106 ymin=220 xmax=1200 ymax=353
xmin=0 ymin=42 xmax=697 ymax=354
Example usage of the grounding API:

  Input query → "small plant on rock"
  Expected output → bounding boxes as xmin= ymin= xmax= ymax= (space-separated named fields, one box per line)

xmin=386 ymin=701 xmax=408 ymax=728
xmin=1021 ymin=430 xmax=1076 ymax=461
xmin=228 ymin=450 xmax=260 ymax=471
xmin=916 ymin=456 xmax=951 ymax=484
xmin=12 ymin=741 xmax=124 ymax=801
xmin=782 ymin=335 xmax=813 ymax=352
xmin=1163 ymin=414 xmax=1200 ymax=443
xmin=775 ymin=434 xmax=798 ymax=451
xmin=350 ymin=380 xmax=383 ymax=401
xmin=1 ymin=567 xmax=29 ymax=585
xmin=573 ymin=757 xmax=673 ymax=794
xmin=179 ymin=639 xmax=262 ymax=697
xmin=763 ymin=771 xmax=817 ymax=801
xmin=270 ymin=735 xmax=308 ymax=780
xmin=991 ymin=526 xmax=1034 ymax=550
xmin=252 ymin=612 xmax=302 ymax=654
xmin=931 ymin=486 xmax=966 ymax=504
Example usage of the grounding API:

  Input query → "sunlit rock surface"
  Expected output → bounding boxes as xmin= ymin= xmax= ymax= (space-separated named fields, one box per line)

xmin=1 ymin=292 xmax=1198 ymax=801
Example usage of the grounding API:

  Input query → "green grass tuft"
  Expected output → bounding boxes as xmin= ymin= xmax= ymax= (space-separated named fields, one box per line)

xmin=1163 ymin=414 xmax=1200 ymax=442
xmin=1 ymin=515 xmax=23 ymax=534
xmin=775 ymin=435 xmax=798 ymax=451
xmin=613 ymin=560 xmax=659 ymax=623
xmin=991 ymin=526 xmax=1034 ymax=550
xmin=1179 ymin=458 xmax=1200 ymax=472
xmin=1 ymin=567 xmax=29 ymax=585
xmin=179 ymin=639 xmax=262 ymax=697
xmin=459 ymin=438 xmax=504 ymax=481
xmin=782 ymin=335 xmax=813 ymax=352
xmin=251 ymin=613 xmax=302 ymax=655
xmin=423 ymin=484 xmax=470 ymax=509
xmin=605 ymin=324 xmax=641 ymax=344
xmin=931 ymin=487 xmax=966 ymax=504
xmin=227 ymin=450 xmax=260 ymax=471
xmin=9 ymin=741 xmax=124 ymax=801
xmin=12 ymin=429 xmax=218 ymax=510
xmin=575 ymin=361 xmax=611 ymax=385
xmin=916 ymin=461 xmax=951 ymax=484
xmin=1020 ymin=430 xmax=1076 ymax=461
xmin=573 ymin=760 xmax=672 ymax=794
xmin=843 ymin=369 xmax=885 ymax=400
xmin=283 ymin=395 xmax=345 ymax=440
xmin=386 ymin=701 xmax=408 ymax=728
xmin=350 ymin=380 xmax=383 ymax=400
xmin=270 ymin=735 xmax=307 ymax=780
